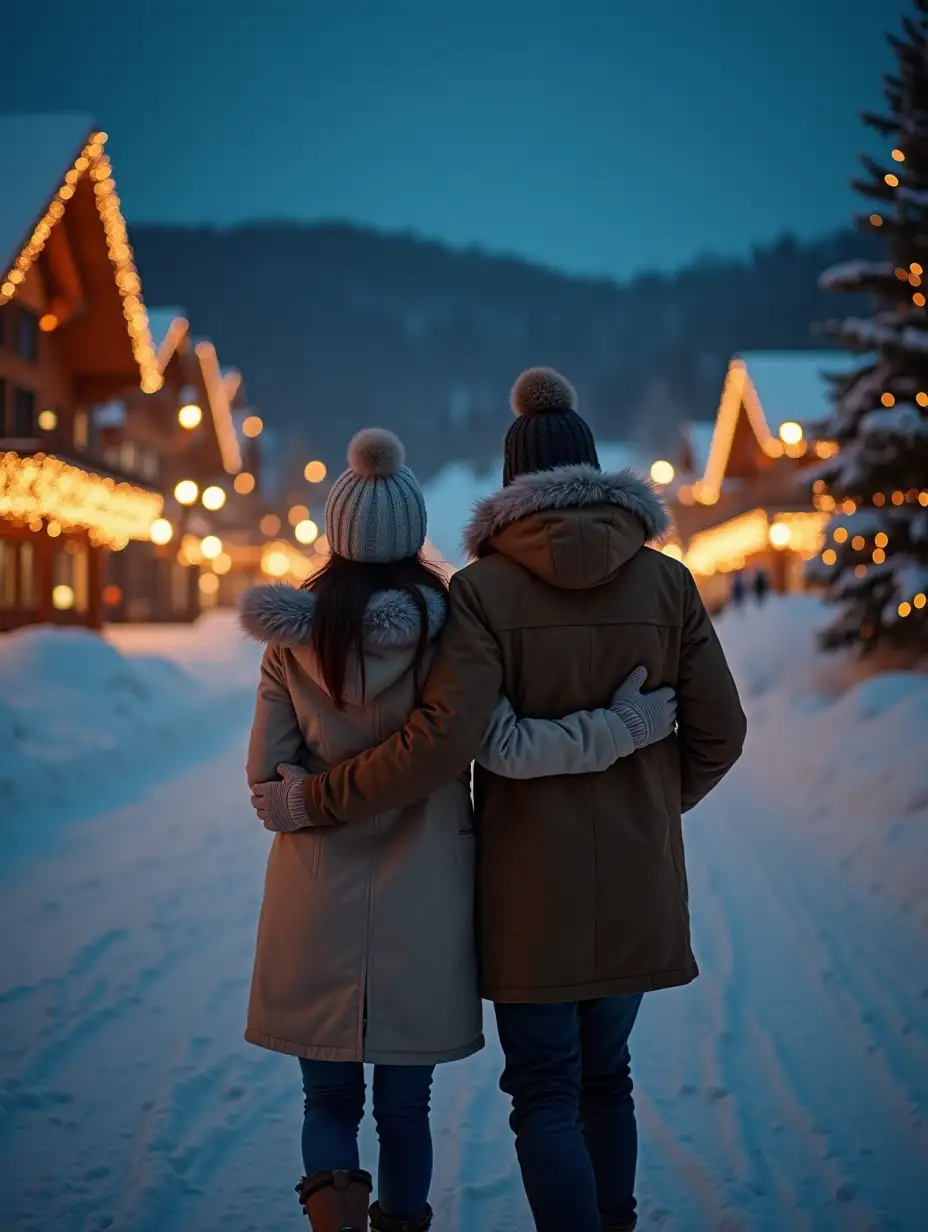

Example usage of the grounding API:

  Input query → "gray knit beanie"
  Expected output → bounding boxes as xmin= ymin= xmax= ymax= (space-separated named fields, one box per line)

xmin=503 ymin=367 xmax=600 ymax=486
xmin=325 ymin=429 xmax=427 ymax=563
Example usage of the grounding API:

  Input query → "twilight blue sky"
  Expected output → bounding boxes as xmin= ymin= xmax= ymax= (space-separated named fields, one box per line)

xmin=0 ymin=0 xmax=909 ymax=279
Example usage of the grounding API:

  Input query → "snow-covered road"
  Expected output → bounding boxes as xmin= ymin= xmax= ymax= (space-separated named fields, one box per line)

xmin=1 ymin=609 xmax=927 ymax=1231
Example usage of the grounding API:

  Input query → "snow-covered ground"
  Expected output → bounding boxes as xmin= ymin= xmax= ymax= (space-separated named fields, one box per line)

xmin=1 ymin=599 xmax=926 ymax=1231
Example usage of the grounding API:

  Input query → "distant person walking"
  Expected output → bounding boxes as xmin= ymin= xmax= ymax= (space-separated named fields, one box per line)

xmin=753 ymin=568 xmax=770 ymax=606
xmin=730 ymin=571 xmax=746 ymax=608
xmin=241 ymin=428 xmax=679 ymax=1232
xmin=258 ymin=370 xmax=747 ymax=1232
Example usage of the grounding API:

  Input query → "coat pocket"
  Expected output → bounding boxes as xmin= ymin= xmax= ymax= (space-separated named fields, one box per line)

xmin=289 ymin=830 xmax=321 ymax=880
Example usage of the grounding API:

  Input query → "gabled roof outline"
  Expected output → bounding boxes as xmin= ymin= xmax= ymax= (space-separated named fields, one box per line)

xmin=700 ymin=352 xmax=841 ymax=503
xmin=195 ymin=340 xmax=243 ymax=475
xmin=0 ymin=114 xmax=162 ymax=393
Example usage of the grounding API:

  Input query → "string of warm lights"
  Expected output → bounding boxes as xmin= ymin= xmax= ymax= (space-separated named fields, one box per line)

xmin=683 ymin=508 xmax=827 ymax=577
xmin=0 ymin=130 xmax=163 ymax=394
xmin=195 ymin=341 xmax=243 ymax=474
xmin=0 ymin=451 xmax=163 ymax=550
xmin=156 ymin=315 xmax=190 ymax=370
xmin=813 ymin=487 xmax=928 ymax=513
xmin=695 ymin=358 xmax=837 ymax=505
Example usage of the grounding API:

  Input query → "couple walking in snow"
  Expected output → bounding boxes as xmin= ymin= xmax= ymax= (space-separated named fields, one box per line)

xmin=240 ymin=368 xmax=746 ymax=1232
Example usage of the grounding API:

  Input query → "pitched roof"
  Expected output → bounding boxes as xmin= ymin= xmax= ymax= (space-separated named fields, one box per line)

xmin=0 ymin=113 xmax=91 ymax=272
xmin=737 ymin=351 xmax=844 ymax=434
xmin=0 ymin=113 xmax=162 ymax=392
xmin=700 ymin=351 xmax=844 ymax=501
xmin=195 ymin=340 xmax=243 ymax=475
xmin=147 ymin=306 xmax=188 ymax=365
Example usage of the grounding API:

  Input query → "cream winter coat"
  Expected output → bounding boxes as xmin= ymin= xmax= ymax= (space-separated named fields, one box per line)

xmin=241 ymin=582 xmax=632 ymax=1064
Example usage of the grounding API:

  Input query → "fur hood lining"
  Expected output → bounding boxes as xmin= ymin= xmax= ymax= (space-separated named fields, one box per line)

xmin=463 ymin=463 xmax=670 ymax=558
xmin=239 ymin=583 xmax=447 ymax=648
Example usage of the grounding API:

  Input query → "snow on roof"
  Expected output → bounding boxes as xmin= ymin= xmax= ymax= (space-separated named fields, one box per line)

xmin=0 ymin=113 xmax=92 ymax=271
xmin=739 ymin=351 xmax=845 ymax=432
xmin=147 ymin=306 xmax=187 ymax=355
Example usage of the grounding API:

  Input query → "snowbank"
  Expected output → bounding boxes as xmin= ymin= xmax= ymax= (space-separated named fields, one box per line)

xmin=715 ymin=595 xmax=928 ymax=930
xmin=0 ymin=613 xmax=260 ymax=824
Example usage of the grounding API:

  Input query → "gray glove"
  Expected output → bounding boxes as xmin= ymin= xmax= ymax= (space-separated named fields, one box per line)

xmin=610 ymin=666 xmax=677 ymax=749
xmin=250 ymin=763 xmax=312 ymax=832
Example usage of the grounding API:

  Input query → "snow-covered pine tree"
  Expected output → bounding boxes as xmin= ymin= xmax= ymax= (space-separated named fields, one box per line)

xmin=813 ymin=0 xmax=928 ymax=652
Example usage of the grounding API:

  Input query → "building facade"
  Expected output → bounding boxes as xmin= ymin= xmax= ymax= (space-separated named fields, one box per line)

xmin=0 ymin=115 xmax=164 ymax=632
xmin=670 ymin=351 xmax=842 ymax=608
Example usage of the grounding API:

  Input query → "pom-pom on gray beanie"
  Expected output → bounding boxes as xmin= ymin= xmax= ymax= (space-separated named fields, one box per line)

xmin=325 ymin=428 xmax=427 ymax=563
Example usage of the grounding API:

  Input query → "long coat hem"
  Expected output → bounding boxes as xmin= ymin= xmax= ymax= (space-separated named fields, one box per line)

xmin=482 ymin=961 xmax=699 ymax=1004
xmin=245 ymin=1027 xmax=486 ymax=1066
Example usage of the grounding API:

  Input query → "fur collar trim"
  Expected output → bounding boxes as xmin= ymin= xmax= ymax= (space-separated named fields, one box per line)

xmin=239 ymin=584 xmax=447 ymax=649
xmin=463 ymin=463 xmax=670 ymax=557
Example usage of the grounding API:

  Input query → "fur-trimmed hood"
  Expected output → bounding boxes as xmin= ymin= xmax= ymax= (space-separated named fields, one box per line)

xmin=239 ymin=583 xmax=448 ymax=705
xmin=239 ymin=583 xmax=447 ymax=649
xmin=463 ymin=464 xmax=670 ymax=590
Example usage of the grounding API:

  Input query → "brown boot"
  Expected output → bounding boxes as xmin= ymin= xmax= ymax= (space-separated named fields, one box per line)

xmin=368 ymin=1200 xmax=433 ymax=1231
xmin=295 ymin=1169 xmax=373 ymax=1230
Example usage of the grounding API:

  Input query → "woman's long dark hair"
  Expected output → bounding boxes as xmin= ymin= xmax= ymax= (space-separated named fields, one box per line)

xmin=302 ymin=552 xmax=448 ymax=709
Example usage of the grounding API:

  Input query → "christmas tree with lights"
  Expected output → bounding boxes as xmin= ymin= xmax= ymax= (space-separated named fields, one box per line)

xmin=812 ymin=0 xmax=928 ymax=651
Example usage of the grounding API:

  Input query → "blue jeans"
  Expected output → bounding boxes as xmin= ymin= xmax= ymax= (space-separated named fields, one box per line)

xmin=298 ymin=1058 xmax=434 ymax=1223
xmin=494 ymin=995 xmax=643 ymax=1232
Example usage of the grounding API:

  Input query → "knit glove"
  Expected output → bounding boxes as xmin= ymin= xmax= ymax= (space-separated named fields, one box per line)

xmin=250 ymin=763 xmax=312 ymax=832
xmin=610 ymin=667 xmax=677 ymax=750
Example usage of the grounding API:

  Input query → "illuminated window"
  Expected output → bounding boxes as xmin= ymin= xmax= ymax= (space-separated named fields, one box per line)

xmin=19 ymin=541 xmax=35 ymax=608
xmin=73 ymin=409 xmax=89 ymax=451
xmin=72 ymin=543 xmax=89 ymax=614
xmin=119 ymin=440 xmax=137 ymax=472
xmin=0 ymin=541 xmax=15 ymax=608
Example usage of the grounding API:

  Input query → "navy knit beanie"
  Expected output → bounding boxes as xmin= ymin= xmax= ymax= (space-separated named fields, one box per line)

xmin=503 ymin=368 xmax=600 ymax=486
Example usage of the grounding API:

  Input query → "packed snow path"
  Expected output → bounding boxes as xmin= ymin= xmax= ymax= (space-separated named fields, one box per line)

xmin=2 ymin=616 xmax=927 ymax=1230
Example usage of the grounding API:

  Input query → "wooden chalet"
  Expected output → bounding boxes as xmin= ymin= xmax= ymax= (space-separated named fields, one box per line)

xmin=0 ymin=114 xmax=164 ymax=632
xmin=105 ymin=309 xmax=250 ymax=621
xmin=671 ymin=351 xmax=843 ymax=607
